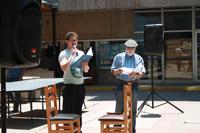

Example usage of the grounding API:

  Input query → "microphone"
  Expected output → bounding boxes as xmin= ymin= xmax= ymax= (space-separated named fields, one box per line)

xmin=73 ymin=42 xmax=77 ymax=48
xmin=72 ymin=43 xmax=78 ymax=56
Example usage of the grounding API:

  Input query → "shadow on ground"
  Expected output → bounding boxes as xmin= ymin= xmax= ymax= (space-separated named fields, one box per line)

xmin=0 ymin=110 xmax=46 ymax=130
xmin=140 ymin=113 xmax=162 ymax=118
xmin=86 ymin=91 xmax=200 ymax=101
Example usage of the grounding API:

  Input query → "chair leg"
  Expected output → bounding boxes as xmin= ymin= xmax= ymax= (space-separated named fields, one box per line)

xmin=70 ymin=122 xmax=74 ymax=132
xmin=100 ymin=121 xmax=104 ymax=133
xmin=124 ymin=124 xmax=128 ymax=133
xmin=47 ymin=121 xmax=52 ymax=133
xmin=77 ymin=119 xmax=81 ymax=133
xmin=129 ymin=122 xmax=132 ymax=133
xmin=55 ymin=123 xmax=59 ymax=130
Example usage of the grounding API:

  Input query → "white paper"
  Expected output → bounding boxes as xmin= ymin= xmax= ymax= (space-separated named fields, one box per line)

xmin=120 ymin=63 xmax=143 ymax=75
xmin=121 ymin=67 xmax=133 ymax=75
xmin=86 ymin=47 xmax=93 ymax=56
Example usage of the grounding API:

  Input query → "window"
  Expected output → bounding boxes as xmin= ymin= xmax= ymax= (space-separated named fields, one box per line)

xmin=197 ymin=33 xmax=200 ymax=79
xmin=196 ymin=11 xmax=200 ymax=29
xmin=135 ymin=12 xmax=161 ymax=31
xmin=135 ymin=33 xmax=162 ymax=80
xmin=134 ymin=12 xmax=162 ymax=80
xmin=96 ymin=40 xmax=126 ymax=68
xmin=165 ymin=32 xmax=192 ymax=79
xmin=164 ymin=11 xmax=192 ymax=30
xmin=134 ymin=9 xmax=194 ymax=81
xmin=135 ymin=33 xmax=145 ymax=57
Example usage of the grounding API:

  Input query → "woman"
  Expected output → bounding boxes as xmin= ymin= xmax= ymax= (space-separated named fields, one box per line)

xmin=58 ymin=32 xmax=89 ymax=128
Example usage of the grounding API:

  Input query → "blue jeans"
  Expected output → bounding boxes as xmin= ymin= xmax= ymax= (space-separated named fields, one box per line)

xmin=115 ymin=81 xmax=138 ymax=133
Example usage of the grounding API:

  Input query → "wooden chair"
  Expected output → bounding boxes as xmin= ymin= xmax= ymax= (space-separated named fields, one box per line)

xmin=99 ymin=83 xmax=133 ymax=133
xmin=45 ymin=85 xmax=81 ymax=133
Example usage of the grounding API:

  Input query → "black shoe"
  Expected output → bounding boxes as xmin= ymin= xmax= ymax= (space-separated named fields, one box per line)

xmin=13 ymin=109 xmax=19 ymax=112
xmin=13 ymin=108 xmax=19 ymax=113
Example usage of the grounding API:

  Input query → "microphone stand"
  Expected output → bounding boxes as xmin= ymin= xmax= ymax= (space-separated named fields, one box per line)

xmin=137 ymin=55 xmax=184 ymax=116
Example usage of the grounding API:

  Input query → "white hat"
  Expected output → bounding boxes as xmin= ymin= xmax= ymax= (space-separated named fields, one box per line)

xmin=124 ymin=39 xmax=138 ymax=48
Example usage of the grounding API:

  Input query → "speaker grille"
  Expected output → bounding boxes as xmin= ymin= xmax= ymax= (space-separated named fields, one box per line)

xmin=0 ymin=0 xmax=42 ymax=67
xmin=144 ymin=24 xmax=164 ymax=55
xmin=14 ymin=6 xmax=41 ymax=65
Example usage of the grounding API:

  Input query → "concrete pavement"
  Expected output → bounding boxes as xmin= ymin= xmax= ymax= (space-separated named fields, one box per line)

xmin=1 ymin=90 xmax=200 ymax=133
xmin=82 ymin=91 xmax=200 ymax=133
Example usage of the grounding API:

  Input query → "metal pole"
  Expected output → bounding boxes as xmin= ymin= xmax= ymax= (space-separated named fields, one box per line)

xmin=52 ymin=7 xmax=56 ymax=56
xmin=1 ymin=67 xmax=7 ymax=133
xmin=151 ymin=55 xmax=154 ymax=108
xmin=52 ymin=7 xmax=57 ymax=77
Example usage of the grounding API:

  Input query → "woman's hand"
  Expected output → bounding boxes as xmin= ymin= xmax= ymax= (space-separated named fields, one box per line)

xmin=71 ymin=47 xmax=78 ymax=57
xmin=82 ymin=61 xmax=89 ymax=73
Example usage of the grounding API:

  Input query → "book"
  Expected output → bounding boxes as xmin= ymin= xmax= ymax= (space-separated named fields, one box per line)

xmin=120 ymin=63 xmax=143 ymax=75
xmin=71 ymin=47 xmax=93 ymax=68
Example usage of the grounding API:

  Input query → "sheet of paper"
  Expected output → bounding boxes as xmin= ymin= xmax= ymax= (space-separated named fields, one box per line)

xmin=121 ymin=67 xmax=133 ymax=75
xmin=120 ymin=63 xmax=143 ymax=75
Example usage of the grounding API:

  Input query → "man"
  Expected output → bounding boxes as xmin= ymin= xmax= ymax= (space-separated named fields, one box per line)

xmin=6 ymin=68 xmax=24 ymax=112
xmin=58 ymin=32 xmax=89 ymax=128
xmin=111 ymin=39 xmax=146 ymax=133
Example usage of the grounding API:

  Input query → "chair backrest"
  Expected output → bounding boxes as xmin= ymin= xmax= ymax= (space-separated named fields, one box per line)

xmin=45 ymin=85 xmax=58 ymax=121
xmin=98 ymin=83 xmax=133 ymax=133
xmin=123 ymin=83 xmax=132 ymax=132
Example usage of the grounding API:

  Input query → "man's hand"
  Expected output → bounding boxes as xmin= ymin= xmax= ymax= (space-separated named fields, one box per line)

xmin=112 ymin=68 xmax=123 ymax=75
xmin=129 ymin=71 xmax=143 ymax=78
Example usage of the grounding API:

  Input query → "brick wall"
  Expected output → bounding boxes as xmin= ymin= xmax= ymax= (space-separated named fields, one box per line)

xmin=42 ymin=10 xmax=133 ymax=41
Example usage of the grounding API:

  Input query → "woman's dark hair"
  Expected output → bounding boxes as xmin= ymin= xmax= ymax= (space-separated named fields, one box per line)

xmin=65 ymin=32 xmax=78 ymax=40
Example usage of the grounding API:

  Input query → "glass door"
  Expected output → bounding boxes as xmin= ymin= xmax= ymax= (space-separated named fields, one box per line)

xmin=197 ymin=32 xmax=200 ymax=79
xmin=164 ymin=32 xmax=192 ymax=79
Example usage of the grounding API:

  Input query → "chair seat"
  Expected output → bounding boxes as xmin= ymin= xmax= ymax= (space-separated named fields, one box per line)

xmin=99 ymin=114 xmax=124 ymax=121
xmin=45 ymin=86 xmax=81 ymax=133
xmin=50 ymin=113 xmax=80 ymax=121
xmin=99 ymin=84 xmax=132 ymax=133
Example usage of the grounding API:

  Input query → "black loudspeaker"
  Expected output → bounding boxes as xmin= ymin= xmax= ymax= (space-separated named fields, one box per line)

xmin=0 ymin=0 xmax=42 ymax=68
xmin=144 ymin=24 xmax=164 ymax=54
